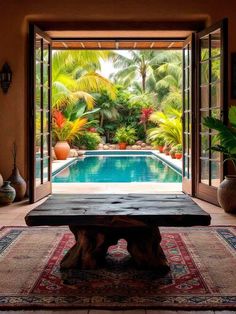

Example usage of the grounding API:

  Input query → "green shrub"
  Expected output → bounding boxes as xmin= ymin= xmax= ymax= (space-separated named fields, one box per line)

xmin=74 ymin=132 xmax=101 ymax=150
xmin=114 ymin=126 xmax=137 ymax=145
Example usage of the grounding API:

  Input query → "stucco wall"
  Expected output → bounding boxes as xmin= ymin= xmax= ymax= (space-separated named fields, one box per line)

xmin=0 ymin=0 xmax=236 ymax=182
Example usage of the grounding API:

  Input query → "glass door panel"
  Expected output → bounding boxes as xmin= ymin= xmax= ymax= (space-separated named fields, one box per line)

xmin=196 ymin=19 xmax=227 ymax=204
xmin=182 ymin=34 xmax=195 ymax=195
xmin=29 ymin=25 xmax=52 ymax=203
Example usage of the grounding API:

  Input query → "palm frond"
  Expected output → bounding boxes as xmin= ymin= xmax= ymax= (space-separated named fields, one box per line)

xmin=203 ymin=116 xmax=236 ymax=154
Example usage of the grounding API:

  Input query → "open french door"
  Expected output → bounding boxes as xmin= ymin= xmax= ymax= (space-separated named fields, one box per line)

xmin=29 ymin=25 xmax=52 ymax=203
xmin=195 ymin=19 xmax=228 ymax=205
xmin=182 ymin=34 xmax=196 ymax=195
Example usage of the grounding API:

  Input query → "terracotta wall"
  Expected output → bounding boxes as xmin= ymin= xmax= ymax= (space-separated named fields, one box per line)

xmin=0 ymin=0 xmax=236 ymax=182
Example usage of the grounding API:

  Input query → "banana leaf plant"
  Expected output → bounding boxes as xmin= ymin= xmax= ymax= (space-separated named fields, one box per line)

xmin=203 ymin=106 xmax=236 ymax=172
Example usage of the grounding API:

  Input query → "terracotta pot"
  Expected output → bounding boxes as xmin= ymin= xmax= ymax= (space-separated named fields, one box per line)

xmin=119 ymin=143 xmax=127 ymax=150
xmin=217 ymin=175 xmax=236 ymax=213
xmin=7 ymin=167 xmax=27 ymax=201
xmin=0 ymin=181 xmax=16 ymax=205
xmin=170 ymin=153 xmax=176 ymax=159
xmin=175 ymin=153 xmax=182 ymax=159
xmin=158 ymin=146 xmax=164 ymax=153
xmin=54 ymin=141 xmax=70 ymax=160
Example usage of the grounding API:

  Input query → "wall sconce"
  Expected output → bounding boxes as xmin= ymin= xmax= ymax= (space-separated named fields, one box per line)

xmin=0 ymin=63 xmax=12 ymax=94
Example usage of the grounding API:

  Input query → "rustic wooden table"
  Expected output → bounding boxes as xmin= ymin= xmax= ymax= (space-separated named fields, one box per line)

xmin=25 ymin=194 xmax=211 ymax=273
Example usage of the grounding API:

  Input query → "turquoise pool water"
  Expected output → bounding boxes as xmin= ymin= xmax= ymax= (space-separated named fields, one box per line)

xmin=52 ymin=152 xmax=182 ymax=183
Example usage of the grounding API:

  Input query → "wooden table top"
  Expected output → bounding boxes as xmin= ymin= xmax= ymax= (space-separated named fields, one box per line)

xmin=25 ymin=194 xmax=211 ymax=227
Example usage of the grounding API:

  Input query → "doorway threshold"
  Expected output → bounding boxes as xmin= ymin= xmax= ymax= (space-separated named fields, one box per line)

xmin=52 ymin=182 xmax=182 ymax=194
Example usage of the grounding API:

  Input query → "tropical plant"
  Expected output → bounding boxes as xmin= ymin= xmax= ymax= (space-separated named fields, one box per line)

xmin=140 ymin=107 xmax=154 ymax=134
xmin=148 ymin=110 xmax=182 ymax=146
xmin=203 ymin=106 xmax=236 ymax=171
xmin=52 ymin=110 xmax=87 ymax=143
xmin=93 ymin=90 xmax=120 ymax=128
xmin=151 ymin=134 xmax=165 ymax=147
xmin=52 ymin=50 xmax=116 ymax=110
xmin=74 ymin=131 xmax=101 ymax=150
xmin=112 ymin=51 xmax=158 ymax=92
xmin=114 ymin=126 xmax=137 ymax=145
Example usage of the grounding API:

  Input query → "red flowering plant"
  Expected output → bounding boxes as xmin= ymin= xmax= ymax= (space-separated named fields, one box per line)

xmin=52 ymin=109 xmax=87 ymax=143
xmin=140 ymin=107 xmax=154 ymax=133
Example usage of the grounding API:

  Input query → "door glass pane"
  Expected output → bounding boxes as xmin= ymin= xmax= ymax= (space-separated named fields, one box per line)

xmin=201 ymin=61 xmax=209 ymax=84
xmin=211 ymin=29 xmax=221 ymax=58
xmin=43 ymin=87 xmax=49 ymax=109
xmin=200 ymin=134 xmax=209 ymax=158
xmin=211 ymin=161 xmax=220 ymax=187
xmin=184 ymin=90 xmax=189 ymax=110
xmin=185 ymin=67 xmax=189 ymax=87
xmin=211 ymin=108 xmax=220 ymax=119
xmin=201 ymin=159 xmax=209 ymax=184
xmin=211 ymin=58 xmax=221 ymax=82
xmin=201 ymin=36 xmax=209 ymax=61
xmin=43 ymin=134 xmax=49 ymax=157
xmin=35 ymin=157 xmax=42 ymax=187
xmin=43 ymin=157 xmax=49 ymax=183
xmin=200 ymin=110 xmax=209 ymax=132
xmin=201 ymin=85 xmax=209 ymax=108
xmin=211 ymin=134 xmax=220 ymax=158
xmin=35 ymin=35 xmax=42 ymax=61
xmin=43 ymin=42 xmax=49 ymax=64
xmin=211 ymin=82 xmax=221 ymax=107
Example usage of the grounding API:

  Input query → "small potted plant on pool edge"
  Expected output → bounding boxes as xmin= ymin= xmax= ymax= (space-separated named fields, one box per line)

xmin=114 ymin=126 xmax=137 ymax=150
xmin=153 ymin=136 xmax=165 ymax=153
xmin=163 ymin=144 xmax=171 ymax=156
xmin=174 ymin=144 xmax=182 ymax=159
xmin=170 ymin=147 xmax=177 ymax=159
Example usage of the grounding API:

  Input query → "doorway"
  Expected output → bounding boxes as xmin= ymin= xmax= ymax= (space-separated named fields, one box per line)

xmin=28 ymin=20 xmax=228 ymax=204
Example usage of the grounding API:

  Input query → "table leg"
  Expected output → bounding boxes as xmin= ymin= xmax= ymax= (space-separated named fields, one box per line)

xmin=60 ymin=226 xmax=109 ymax=270
xmin=126 ymin=226 xmax=170 ymax=273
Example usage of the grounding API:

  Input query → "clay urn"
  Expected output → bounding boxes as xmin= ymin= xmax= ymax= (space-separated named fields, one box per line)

xmin=217 ymin=175 xmax=236 ymax=213
xmin=54 ymin=141 xmax=70 ymax=160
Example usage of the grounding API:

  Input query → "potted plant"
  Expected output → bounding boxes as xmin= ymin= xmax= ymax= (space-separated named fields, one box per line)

xmin=114 ymin=126 xmax=137 ymax=150
xmin=53 ymin=110 xmax=87 ymax=160
xmin=170 ymin=147 xmax=177 ymax=159
xmin=203 ymin=106 xmax=236 ymax=213
xmin=174 ymin=144 xmax=182 ymax=159
xmin=153 ymin=136 xmax=165 ymax=153
xmin=163 ymin=144 xmax=171 ymax=156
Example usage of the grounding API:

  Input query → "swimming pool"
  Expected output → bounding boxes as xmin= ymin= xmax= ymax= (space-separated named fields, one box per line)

xmin=52 ymin=151 xmax=182 ymax=183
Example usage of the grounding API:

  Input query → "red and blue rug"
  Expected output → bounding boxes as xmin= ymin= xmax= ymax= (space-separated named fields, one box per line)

xmin=0 ymin=226 xmax=236 ymax=310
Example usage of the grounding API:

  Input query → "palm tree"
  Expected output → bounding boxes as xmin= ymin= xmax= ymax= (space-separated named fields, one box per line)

xmin=112 ymin=50 xmax=158 ymax=93
xmin=51 ymin=50 xmax=116 ymax=110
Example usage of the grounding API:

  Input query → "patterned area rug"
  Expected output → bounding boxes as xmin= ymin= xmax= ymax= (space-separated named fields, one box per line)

xmin=0 ymin=226 xmax=236 ymax=310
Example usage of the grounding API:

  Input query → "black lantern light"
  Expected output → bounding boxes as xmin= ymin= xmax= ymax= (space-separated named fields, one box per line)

xmin=0 ymin=63 xmax=12 ymax=94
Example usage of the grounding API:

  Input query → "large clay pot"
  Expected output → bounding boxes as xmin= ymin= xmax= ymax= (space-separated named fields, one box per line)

xmin=54 ymin=141 xmax=70 ymax=160
xmin=119 ymin=143 xmax=127 ymax=150
xmin=0 ymin=181 xmax=16 ymax=205
xmin=217 ymin=175 xmax=236 ymax=213
xmin=0 ymin=174 xmax=3 ymax=187
xmin=7 ymin=167 xmax=27 ymax=201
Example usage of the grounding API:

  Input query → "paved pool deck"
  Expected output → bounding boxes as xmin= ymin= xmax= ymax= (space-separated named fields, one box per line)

xmin=52 ymin=150 xmax=183 ymax=194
